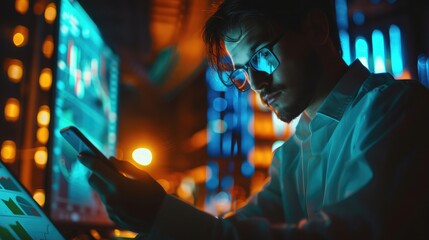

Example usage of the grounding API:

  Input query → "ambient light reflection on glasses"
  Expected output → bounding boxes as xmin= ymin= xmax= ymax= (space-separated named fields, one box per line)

xmin=250 ymin=48 xmax=279 ymax=73
xmin=221 ymin=34 xmax=283 ymax=92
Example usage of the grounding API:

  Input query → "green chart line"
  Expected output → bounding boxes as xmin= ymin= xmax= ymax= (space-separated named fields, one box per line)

xmin=2 ymin=198 xmax=24 ymax=215
xmin=10 ymin=221 xmax=33 ymax=240
xmin=0 ymin=226 xmax=15 ymax=240
xmin=0 ymin=177 xmax=20 ymax=191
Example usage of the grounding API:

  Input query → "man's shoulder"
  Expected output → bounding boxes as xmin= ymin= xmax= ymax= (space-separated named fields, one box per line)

xmin=356 ymin=72 xmax=429 ymax=101
xmin=347 ymin=72 xmax=429 ymax=122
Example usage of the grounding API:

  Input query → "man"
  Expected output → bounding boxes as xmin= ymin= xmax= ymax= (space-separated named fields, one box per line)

xmin=78 ymin=0 xmax=429 ymax=239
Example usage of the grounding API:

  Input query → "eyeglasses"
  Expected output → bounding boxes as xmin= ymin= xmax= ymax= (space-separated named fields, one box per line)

xmin=219 ymin=33 xmax=284 ymax=92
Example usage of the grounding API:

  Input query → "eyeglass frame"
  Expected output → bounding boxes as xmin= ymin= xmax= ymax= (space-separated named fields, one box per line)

xmin=219 ymin=32 xmax=285 ymax=92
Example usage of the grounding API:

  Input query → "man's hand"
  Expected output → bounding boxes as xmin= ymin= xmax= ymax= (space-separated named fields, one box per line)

xmin=78 ymin=153 xmax=166 ymax=233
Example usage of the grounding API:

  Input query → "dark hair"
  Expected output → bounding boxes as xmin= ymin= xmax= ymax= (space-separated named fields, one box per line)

xmin=203 ymin=0 xmax=342 ymax=71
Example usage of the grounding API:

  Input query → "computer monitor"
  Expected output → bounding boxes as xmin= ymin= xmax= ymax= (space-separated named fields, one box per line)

xmin=48 ymin=0 xmax=120 ymax=229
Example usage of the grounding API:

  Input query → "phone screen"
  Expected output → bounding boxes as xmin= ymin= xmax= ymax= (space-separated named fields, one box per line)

xmin=60 ymin=126 xmax=117 ymax=171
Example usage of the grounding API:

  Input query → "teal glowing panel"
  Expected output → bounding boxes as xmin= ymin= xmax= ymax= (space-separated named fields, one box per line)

xmin=339 ymin=30 xmax=351 ymax=64
xmin=389 ymin=24 xmax=404 ymax=77
xmin=49 ymin=0 xmax=120 ymax=226
xmin=0 ymin=161 xmax=65 ymax=239
xmin=372 ymin=29 xmax=386 ymax=73
xmin=355 ymin=36 xmax=369 ymax=69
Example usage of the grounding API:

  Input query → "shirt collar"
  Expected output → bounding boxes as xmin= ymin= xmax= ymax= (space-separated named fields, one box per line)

xmin=316 ymin=60 xmax=370 ymax=122
xmin=294 ymin=60 xmax=370 ymax=141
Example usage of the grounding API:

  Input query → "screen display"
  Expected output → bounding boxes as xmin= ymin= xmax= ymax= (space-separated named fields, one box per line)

xmin=0 ymin=160 xmax=65 ymax=239
xmin=49 ymin=0 xmax=119 ymax=226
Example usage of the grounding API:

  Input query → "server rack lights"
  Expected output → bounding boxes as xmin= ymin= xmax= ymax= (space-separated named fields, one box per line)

xmin=204 ymin=65 xmax=294 ymax=216
xmin=205 ymin=67 xmax=254 ymax=216
xmin=1 ymin=0 xmax=58 ymax=206
xmin=336 ymin=0 xmax=426 ymax=81
xmin=417 ymin=55 xmax=429 ymax=88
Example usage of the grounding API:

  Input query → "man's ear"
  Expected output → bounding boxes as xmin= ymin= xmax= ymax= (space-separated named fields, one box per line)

xmin=302 ymin=9 xmax=330 ymax=46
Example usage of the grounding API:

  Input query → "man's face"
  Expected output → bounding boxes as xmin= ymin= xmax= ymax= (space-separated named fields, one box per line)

xmin=225 ymin=23 xmax=323 ymax=123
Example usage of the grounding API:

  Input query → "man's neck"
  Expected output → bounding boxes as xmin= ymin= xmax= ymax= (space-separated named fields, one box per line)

xmin=306 ymin=57 xmax=348 ymax=119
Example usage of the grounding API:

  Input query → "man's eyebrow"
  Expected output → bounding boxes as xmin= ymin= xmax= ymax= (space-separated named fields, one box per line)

xmin=249 ymin=40 xmax=264 ymax=55
xmin=233 ymin=40 xmax=264 ymax=68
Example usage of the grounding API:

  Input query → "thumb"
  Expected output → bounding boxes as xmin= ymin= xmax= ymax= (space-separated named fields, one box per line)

xmin=110 ymin=157 xmax=148 ymax=179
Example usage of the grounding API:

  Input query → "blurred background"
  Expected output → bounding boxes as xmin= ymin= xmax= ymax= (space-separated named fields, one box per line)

xmin=1 ymin=0 xmax=429 ymax=238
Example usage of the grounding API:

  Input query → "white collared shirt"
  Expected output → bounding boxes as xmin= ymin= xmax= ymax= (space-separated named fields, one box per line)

xmin=146 ymin=60 xmax=429 ymax=240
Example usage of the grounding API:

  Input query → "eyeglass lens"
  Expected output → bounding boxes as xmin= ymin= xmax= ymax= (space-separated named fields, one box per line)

xmin=230 ymin=49 xmax=279 ymax=91
xmin=230 ymin=69 xmax=249 ymax=90
xmin=249 ymin=48 xmax=279 ymax=74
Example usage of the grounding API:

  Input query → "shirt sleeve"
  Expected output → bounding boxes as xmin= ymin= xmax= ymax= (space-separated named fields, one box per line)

xmin=144 ymin=194 xmax=218 ymax=239
xmin=144 ymin=150 xmax=287 ymax=240
xmin=230 ymin=148 xmax=286 ymax=223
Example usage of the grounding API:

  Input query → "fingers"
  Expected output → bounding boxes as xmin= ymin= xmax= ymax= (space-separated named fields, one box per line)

xmin=111 ymin=158 xmax=149 ymax=180
xmin=105 ymin=206 xmax=148 ymax=233
xmin=78 ymin=153 xmax=121 ymax=184
xmin=88 ymin=174 xmax=113 ymax=198
xmin=88 ymin=174 xmax=124 ymax=212
xmin=106 ymin=208 xmax=137 ymax=232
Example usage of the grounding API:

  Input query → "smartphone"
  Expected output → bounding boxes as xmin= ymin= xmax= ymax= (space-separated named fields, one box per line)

xmin=60 ymin=125 xmax=117 ymax=172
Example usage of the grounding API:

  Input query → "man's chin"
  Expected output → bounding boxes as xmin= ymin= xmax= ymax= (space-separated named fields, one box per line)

xmin=277 ymin=114 xmax=294 ymax=123
xmin=273 ymin=107 xmax=301 ymax=123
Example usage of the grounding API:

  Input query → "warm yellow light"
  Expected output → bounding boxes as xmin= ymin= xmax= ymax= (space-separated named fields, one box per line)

xmin=157 ymin=179 xmax=171 ymax=193
xmin=34 ymin=147 xmax=48 ymax=167
xmin=187 ymin=165 xmax=207 ymax=183
xmin=39 ymin=68 xmax=52 ymax=90
xmin=397 ymin=69 xmax=412 ymax=80
xmin=37 ymin=105 xmax=50 ymax=126
xmin=37 ymin=127 xmax=49 ymax=144
xmin=7 ymin=59 xmax=24 ymax=82
xmin=13 ymin=33 xmax=24 ymax=46
xmin=42 ymin=35 xmax=54 ymax=58
xmin=132 ymin=148 xmax=152 ymax=166
xmin=177 ymin=177 xmax=195 ymax=203
xmin=253 ymin=112 xmax=274 ymax=138
xmin=33 ymin=189 xmax=45 ymax=207
xmin=186 ymin=128 xmax=208 ymax=151
xmin=177 ymin=184 xmax=193 ymax=200
xmin=250 ymin=172 xmax=269 ymax=195
xmin=44 ymin=3 xmax=57 ymax=24
xmin=1 ymin=140 xmax=16 ymax=163
xmin=113 ymin=229 xmax=138 ymax=238
xmin=15 ymin=0 xmax=29 ymax=14
xmin=12 ymin=25 xmax=28 ymax=47
xmin=249 ymin=147 xmax=272 ymax=168
xmin=5 ymin=98 xmax=20 ymax=122
xmin=89 ymin=229 xmax=102 ymax=240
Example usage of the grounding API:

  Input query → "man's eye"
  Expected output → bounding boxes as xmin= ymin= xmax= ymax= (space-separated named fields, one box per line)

xmin=257 ymin=49 xmax=270 ymax=58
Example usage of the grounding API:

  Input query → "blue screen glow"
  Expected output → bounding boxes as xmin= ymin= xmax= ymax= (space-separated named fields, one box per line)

xmin=389 ymin=24 xmax=404 ymax=77
xmin=372 ymin=29 xmax=386 ymax=73
xmin=50 ymin=0 xmax=120 ymax=226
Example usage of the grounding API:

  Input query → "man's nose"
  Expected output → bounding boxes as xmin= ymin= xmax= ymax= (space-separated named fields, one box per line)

xmin=248 ymin=69 xmax=271 ymax=90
